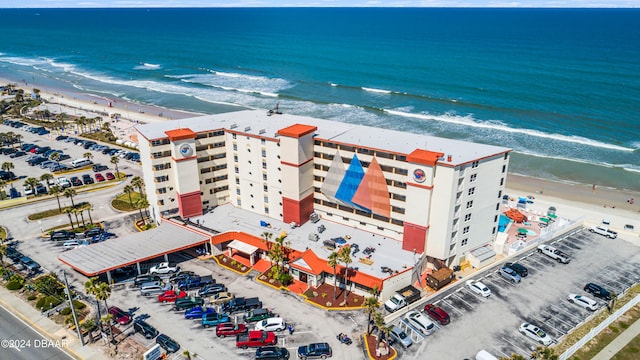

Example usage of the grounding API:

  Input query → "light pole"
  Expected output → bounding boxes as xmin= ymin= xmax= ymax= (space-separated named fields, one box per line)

xmin=60 ymin=270 xmax=85 ymax=346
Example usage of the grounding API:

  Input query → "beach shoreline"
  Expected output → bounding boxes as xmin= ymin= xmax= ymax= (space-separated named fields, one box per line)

xmin=3 ymin=78 xmax=639 ymax=237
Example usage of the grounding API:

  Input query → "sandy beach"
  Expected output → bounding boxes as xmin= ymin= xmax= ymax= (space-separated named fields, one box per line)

xmin=4 ymin=79 xmax=639 ymax=243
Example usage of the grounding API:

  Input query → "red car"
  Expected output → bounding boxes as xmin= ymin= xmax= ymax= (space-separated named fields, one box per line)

xmin=216 ymin=322 xmax=248 ymax=338
xmin=95 ymin=173 xmax=105 ymax=182
xmin=105 ymin=172 xmax=115 ymax=180
xmin=423 ymin=303 xmax=450 ymax=325
xmin=108 ymin=306 xmax=132 ymax=325
xmin=158 ymin=290 xmax=187 ymax=303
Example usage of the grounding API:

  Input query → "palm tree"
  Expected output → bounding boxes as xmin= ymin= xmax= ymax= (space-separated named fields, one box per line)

xmin=49 ymin=151 xmax=61 ymax=169
xmin=110 ymin=156 xmax=120 ymax=179
xmin=71 ymin=207 xmax=81 ymax=226
xmin=123 ymin=185 xmax=134 ymax=207
xmin=95 ymin=282 xmax=114 ymax=346
xmin=328 ymin=251 xmax=339 ymax=300
xmin=81 ymin=318 xmax=97 ymax=344
xmin=0 ymin=179 xmax=6 ymax=200
xmin=364 ymin=295 xmax=380 ymax=334
xmin=63 ymin=187 xmax=77 ymax=207
xmin=339 ymin=245 xmax=353 ymax=305
xmin=84 ymin=277 xmax=103 ymax=323
xmin=49 ymin=185 xmax=63 ymax=213
xmin=130 ymin=176 xmax=145 ymax=196
xmin=261 ymin=231 xmax=273 ymax=257
xmin=135 ymin=197 xmax=149 ymax=223
xmin=84 ymin=203 xmax=94 ymax=225
xmin=531 ymin=347 xmax=558 ymax=360
xmin=83 ymin=152 xmax=93 ymax=162
xmin=1 ymin=161 xmax=14 ymax=172
xmin=40 ymin=173 xmax=53 ymax=192
xmin=63 ymin=207 xmax=75 ymax=229
xmin=24 ymin=177 xmax=39 ymax=195
xmin=0 ymin=239 xmax=7 ymax=272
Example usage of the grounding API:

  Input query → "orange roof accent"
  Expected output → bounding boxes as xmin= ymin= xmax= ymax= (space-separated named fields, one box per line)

xmin=407 ymin=149 xmax=444 ymax=166
xmin=351 ymin=157 xmax=391 ymax=217
xmin=212 ymin=232 xmax=382 ymax=290
xmin=277 ymin=124 xmax=317 ymax=138
xmin=165 ymin=128 xmax=196 ymax=141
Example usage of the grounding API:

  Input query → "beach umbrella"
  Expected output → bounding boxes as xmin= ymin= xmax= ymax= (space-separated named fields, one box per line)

xmin=517 ymin=228 xmax=528 ymax=234
xmin=547 ymin=213 xmax=558 ymax=219
xmin=539 ymin=217 xmax=550 ymax=223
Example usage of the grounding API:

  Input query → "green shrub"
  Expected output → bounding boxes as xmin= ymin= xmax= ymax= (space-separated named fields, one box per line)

xmin=609 ymin=325 xmax=619 ymax=333
xmin=72 ymin=300 xmax=86 ymax=310
xmin=35 ymin=295 xmax=63 ymax=310
xmin=60 ymin=307 xmax=72 ymax=316
xmin=278 ymin=272 xmax=293 ymax=286
xmin=6 ymin=281 xmax=23 ymax=290
xmin=27 ymin=294 xmax=37 ymax=301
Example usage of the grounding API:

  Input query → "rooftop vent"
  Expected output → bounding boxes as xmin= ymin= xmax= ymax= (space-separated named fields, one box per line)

xmin=259 ymin=129 xmax=266 ymax=134
xmin=229 ymin=123 xmax=237 ymax=129
xmin=244 ymin=126 xmax=251 ymax=132
xmin=447 ymin=154 xmax=452 ymax=162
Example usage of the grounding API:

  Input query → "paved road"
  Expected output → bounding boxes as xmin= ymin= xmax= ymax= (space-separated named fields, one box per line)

xmin=0 ymin=303 xmax=73 ymax=360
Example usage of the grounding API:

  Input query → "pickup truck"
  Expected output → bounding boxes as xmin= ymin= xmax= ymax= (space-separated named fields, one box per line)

xmin=222 ymin=297 xmax=262 ymax=314
xmin=589 ymin=225 xmax=617 ymax=239
xmin=149 ymin=262 xmax=180 ymax=275
xmin=384 ymin=285 xmax=422 ymax=312
xmin=177 ymin=275 xmax=215 ymax=291
xmin=235 ymin=330 xmax=277 ymax=349
xmin=174 ymin=296 xmax=204 ymax=311
xmin=537 ymin=244 xmax=570 ymax=264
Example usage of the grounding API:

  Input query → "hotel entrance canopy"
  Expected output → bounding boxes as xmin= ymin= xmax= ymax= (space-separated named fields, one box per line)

xmin=227 ymin=240 xmax=259 ymax=256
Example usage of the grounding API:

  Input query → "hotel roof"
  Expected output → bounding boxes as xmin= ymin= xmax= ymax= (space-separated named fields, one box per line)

xmin=136 ymin=109 xmax=510 ymax=166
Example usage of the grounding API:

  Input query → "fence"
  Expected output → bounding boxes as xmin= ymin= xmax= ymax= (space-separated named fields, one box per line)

xmin=559 ymin=294 xmax=640 ymax=360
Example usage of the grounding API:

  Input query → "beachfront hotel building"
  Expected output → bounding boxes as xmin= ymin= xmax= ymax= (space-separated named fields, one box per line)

xmin=136 ymin=110 xmax=510 ymax=268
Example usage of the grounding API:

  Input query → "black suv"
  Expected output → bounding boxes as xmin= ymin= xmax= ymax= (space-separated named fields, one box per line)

xmin=82 ymin=174 xmax=94 ymax=185
xmin=92 ymin=164 xmax=108 ymax=172
xmin=84 ymin=227 xmax=103 ymax=238
xmin=156 ymin=334 xmax=180 ymax=353
xmin=133 ymin=319 xmax=159 ymax=339
xmin=505 ymin=262 xmax=528 ymax=277
xmin=50 ymin=230 xmax=76 ymax=241
xmin=297 ymin=343 xmax=332 ymax=360
xmin=584 ymin=283 xmax=612 ymax=300
xmin=256 ymin=346 xmax=290 ymax=360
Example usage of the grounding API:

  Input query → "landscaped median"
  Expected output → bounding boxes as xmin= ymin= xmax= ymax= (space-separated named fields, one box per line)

xmin=213 ymin=254 xmax=251 ymax=275
xmin=363 ymin=332 xmax=397 ymax=360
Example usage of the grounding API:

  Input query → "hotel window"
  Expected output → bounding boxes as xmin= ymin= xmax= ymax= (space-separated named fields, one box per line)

xmin=233 ymin=143 xmax=238 ymax=151
xmin=464 ymin=214 xmax=471 ymax=222
xmin=468 ymin=187 xmax=475 ymax=196
xmin=496 ymin=203 xmax=500 ymax=210
xmin=262 ymin=161 xmax=267 ymax=169
xmin=472 ymin=161 xmax=479 ymax=168
xmin=470 ymin=174 xmax=477 ymax=182
xmin=500 ymin=177 xmax=504 ymax=186
xmin=498 ymin=190 xmax=502 ymax=199
xmin=232 ymin=133 xmax=237 ymax=139
xmin=264 ymin=207 xmax=269 ymax=214
xmin=233 ymin=155 xmax=238 ymax=163
xmin=461 ymin=238 xmax=468 ymax=246
xmin=236 ymin=189 xmax=241 ymax=195
xmin=261 ymin=139 xmax=266 ymax=145
xmin=264 ymin=196 xmax=268 ymax=203
xmin=234 ymin=166 xmax=239 ymax=174
xmin=504 ymin=153 xmax=509 ymax=160
xmin=261 ymin=149 xmax=266 ymax=157
xmin=466 ymin=200 xmax=473 ymax=209
xmin=492 ymin=226 xmax=497 ymax=234
xmin=263 ymin=184 xmax=268 ymax=192
xmin=263 ymin=173 xmax=268 ymax=181
xmin=156 ymin=187 xmax=167 ymax=194
xmin=463 ymin=226 xmax=470 ymax=234
xmin=502 ymin=165 xmax=506 ymax=173
xmin=158 ymin=199 xmax=164 ymax=205
xmin=494 ymin=215 xmax=498 ymax=223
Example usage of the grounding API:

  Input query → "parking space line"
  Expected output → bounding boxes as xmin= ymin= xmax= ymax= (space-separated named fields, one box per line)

xmin=540 ymin=310 xmax=572 ymax=333
xmin=549 ymin=304 xmax=583 ymax=323
xmin=502 ymin=336 xmax=530 ymax=356
xmin=452 ymin=292 xmax=477 ymax=309
xmin=440 ymin=298 xmax=465 ymax=315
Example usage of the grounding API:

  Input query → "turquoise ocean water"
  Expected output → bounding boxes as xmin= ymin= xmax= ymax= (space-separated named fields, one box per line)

xmin=0 ymin=8 xmax=638 ymax=191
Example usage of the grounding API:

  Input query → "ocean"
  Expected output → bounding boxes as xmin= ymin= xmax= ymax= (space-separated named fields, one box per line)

xmin=0 ymin=7 xmax=639 ymax=191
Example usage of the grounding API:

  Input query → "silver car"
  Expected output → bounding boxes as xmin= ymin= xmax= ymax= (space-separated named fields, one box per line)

xmin=389 ymin=325 xmax=412 ymax=348
xmin=499 ymin=266 xmax=522 ymax=283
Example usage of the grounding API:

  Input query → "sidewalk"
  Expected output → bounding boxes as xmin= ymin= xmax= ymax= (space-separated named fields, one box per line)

xmin=591 ymin=317 xmax=640 ymax=360
xmin=0 ymin=285 xmax=110 ymax=360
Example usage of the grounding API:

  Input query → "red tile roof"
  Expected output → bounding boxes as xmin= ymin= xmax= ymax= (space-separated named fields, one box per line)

xmin=165 ymin=128 xmax=196 ymax=141
xmin=407 ymin=149 xmax=444 ymax=166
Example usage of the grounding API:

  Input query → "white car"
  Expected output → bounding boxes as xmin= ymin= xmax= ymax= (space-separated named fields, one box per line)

xmin=567 ymin=293 xmax=598 ymax=311
xmin=519 ymin=323 xmax=553 ymax=346
xmin=149 ymin=262 xmax=180 ymax=275
xmin=466 ymin=280 xmax=491 ymax=297
xmin=404 ymin=311 xmax=435 ymax=336
xmin=254 ymin=317 xmax=286 ymax=332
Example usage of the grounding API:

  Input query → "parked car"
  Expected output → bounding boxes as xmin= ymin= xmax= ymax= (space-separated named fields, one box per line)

xmin=255 ymin=317 xmax=286 ymax=332
xmin=567 ymin=293 xmax=599 ymax=311
xmin=243 ymin=308 xmax=276 ymax=323
xmin=466 ymin=280 xmax=491 ymax=297
xmin=423 ymin=303 xmax=450 ymax=325
xmin=92 ymin=164 xmax=108 ymax=172
xmin=519 ymin=323 xmax=553 ymax=346
xmin=56 ymin=177 xmax=71 ymax=189
xmin=108 ymin=306 xmax=132 ymax=325
xmin=156 ymin=334 xmax=180 ymax=353
xmin=105 ymin=172 xmax=115 ymax=180
xmin=134 ymin=274 xmax=161 ymax=286
xmin=169 ymin=270 xmax=196 ymax=283
xmin=70 ymin=177 xmax=82 ymax=186
xmin=216 ymin=322 xmax=248 ymax=338
xmin=405 ymin=311 xmax=435 ymax=336
xmin=20 ymin=256 xmax=41 ymax=272
xmin=297 ymin=343 xmax=332 ymax=359
xmin=198 ymin=283 xmax=226 ymax=297
xmin=255 ymin=346 xmax=290 ymax=359
xmin=158 ymin=290 xmax=187 ymax=303
xmin=174 ymin=296 xmax=204 ymax=311
xmin=584 ymin=283 xmax=612 ymax=301
xmin=499 ymin=266 xmax=522 ymax=283
xmin=50 ymin=230 xmax=75 ymax=241
xmin=82 ymin=174 xmax=94 ymax=185
xmin=95 ymin=173 xmax=105 ymax=182
xmin=84 ymin=227 xmax=103 ymax=237
xmin=210 ymin=291 xmax=235 ymax=305
xmin=149 ymin=262 xmax=180 ymax=275
xmin=389 ymin=325 xmax=412 ymax=349
xmin=62 ymin=240 xmax=81 ymax=251
xmin=202 ymin=312 xmax=231 ymax=328
xmin=140 ymin=281 xmax=172 ymax=297
xmin=184 ymin=306 xmax=215 ymax=320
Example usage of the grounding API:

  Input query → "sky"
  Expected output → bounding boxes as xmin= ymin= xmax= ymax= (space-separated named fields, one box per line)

xmin=0 ymin=1 xmax=638 ymax=8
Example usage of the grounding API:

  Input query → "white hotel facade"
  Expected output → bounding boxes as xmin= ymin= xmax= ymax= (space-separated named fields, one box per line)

xmin=136 ymin=110 xmax=511 ymax=267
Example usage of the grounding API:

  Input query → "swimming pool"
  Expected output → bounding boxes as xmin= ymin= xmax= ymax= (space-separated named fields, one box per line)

xmin=498 ymin=214 xmax=512 ymax=232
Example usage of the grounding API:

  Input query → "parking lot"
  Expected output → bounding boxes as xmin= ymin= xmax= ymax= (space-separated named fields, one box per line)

xmin=392 ymin=228 xmax=640 ymax=359
xmin=106 ymin=252 xmax=366 ymax=359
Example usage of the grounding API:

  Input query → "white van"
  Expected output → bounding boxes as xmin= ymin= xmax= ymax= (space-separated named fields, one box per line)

xmin=70 ymin=158 xmax=93 ymax=168
xmin=475 ymin=350 xmax=498 ymax=360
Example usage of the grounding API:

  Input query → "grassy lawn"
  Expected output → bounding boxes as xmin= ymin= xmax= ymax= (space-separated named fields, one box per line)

xmin=612 ymin=333 xmax=640 ymax=360
xmin=27 ymin=201 xmax=92 ymax=221
xmin=112 ymin=191 xmax=144 ymax=211
xmin=556 ymin=284 xmax=640 ymax=360
xmin=0 ymin=226 xmax=6 ymax=240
